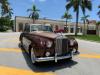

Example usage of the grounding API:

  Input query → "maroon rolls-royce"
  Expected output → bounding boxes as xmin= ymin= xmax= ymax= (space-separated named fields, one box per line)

xmin=19 ymin=24 xmax=79 ymax=64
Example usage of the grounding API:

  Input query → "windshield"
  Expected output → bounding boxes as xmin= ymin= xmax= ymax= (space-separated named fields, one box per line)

xmin=31 ymin=25 xmax=42 ymax=32
xmin=42 ymin=26 xmax=53 ymax=32
xmin=30 ymin=25 xmax=53 ymax=32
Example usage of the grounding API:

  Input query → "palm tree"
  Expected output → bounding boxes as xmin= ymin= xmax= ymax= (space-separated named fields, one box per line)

xmin=0 ymin=0 xmax=13 ymax=19
xmin=81 ymin=15 xmax=90 ymax=35
xmin=81 ymin=0 xmax=92 ymax=34
xmin=62 ymin=11 xmax=72 ymax=32
xmin=66 ymin=0 xmax=92 ymax=36
xmin=1 ymin=0 xmax=9 ymax=15
xmin=97 ymin=5 xmax=100 ymax=18
xmin=1 ymin=5 xmax=13 ymax=19
xmin=96 ymin=21 xmax=100 ymax=35
xmin=27 ymin=4 xmax=40 ymax=23
xmin=6 ymin=8 xmax=13 ymax=19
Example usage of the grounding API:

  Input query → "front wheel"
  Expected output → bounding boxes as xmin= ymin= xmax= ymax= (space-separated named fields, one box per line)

xmin=67 ymin=57 xmax=72 ymax=60
xmin=30 ymin=48 xmax=36 ymax=64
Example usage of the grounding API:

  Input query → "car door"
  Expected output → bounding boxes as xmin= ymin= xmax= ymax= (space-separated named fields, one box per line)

xmin=22 ymin=25 xmax=31 ymax=53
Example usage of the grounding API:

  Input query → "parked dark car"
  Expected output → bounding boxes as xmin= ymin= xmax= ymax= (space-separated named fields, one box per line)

xmin=19 ymin=24 xmax=79 ymax=64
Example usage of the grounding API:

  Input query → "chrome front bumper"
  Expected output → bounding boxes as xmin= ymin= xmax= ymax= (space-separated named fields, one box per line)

xmin=35 ymin=52 xmax=79 ymax=62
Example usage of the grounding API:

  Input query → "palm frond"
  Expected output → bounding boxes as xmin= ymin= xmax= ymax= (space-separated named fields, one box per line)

xmin=27 ymin=9 xmax=32 ymax=12
xmin=97 ymin=11 xmax=100 ymax=18
xmin=66 ymin=0 xmax=73 ymax=10
xmin=27 ymin=4 xmax=40 ymax=20
xmin=0 ymin=0 xmax=13 ymax=18
xmin=98 ymin=5 xmax=100 ymax=8
xmin=96 ymin=21 xmax=100 ymax=25
xmin=62 ymin=12 xmax=72 ymax=20
xmin=81 ymin=15 xmax=90 ymax=21
xmin=97 ymin=5 xmax=100 ymax=18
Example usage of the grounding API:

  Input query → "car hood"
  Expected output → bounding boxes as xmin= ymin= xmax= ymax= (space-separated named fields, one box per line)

xmin=30 ymin=31 xmax=58 ymax=39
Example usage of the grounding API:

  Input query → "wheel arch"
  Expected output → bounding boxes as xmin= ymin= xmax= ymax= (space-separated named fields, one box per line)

xmin=74 ymin=40 xmax=78 ymax=50
xmin=29 ymin=44 xmax=32 ymax=55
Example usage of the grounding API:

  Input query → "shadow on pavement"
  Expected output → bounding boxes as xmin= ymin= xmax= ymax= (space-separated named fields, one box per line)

xmin=19 ymin=43 xmax=78 ymax=73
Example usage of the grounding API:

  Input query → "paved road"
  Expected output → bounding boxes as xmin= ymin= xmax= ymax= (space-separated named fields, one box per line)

xmin=0 ymin=32 xmax=100 ymax=75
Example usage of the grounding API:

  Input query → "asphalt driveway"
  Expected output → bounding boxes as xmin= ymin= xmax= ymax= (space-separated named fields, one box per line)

xmin=0 ymin=32 xmax=100 ymax=75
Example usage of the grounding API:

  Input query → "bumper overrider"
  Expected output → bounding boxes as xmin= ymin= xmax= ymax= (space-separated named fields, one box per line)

xmin=34 ymin=51 xmax=79 ymax=63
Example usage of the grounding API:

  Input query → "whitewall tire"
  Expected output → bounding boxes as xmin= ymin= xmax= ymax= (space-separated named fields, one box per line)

xmin=31 ymin=48 xmax=36 ymax=64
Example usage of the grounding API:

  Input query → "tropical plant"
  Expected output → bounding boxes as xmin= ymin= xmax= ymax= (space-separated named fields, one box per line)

xmin=5 ymin=8 xmax=13 ymax=19
xmin=0 ymin=0 xmax=13 ymax=19
xmin=0 ymin=0 xmax=13 ymax=32
xmin=1 ymin=0 xmax=9 ymax=15
xmin=0 ymin=17 xmax=11 ymax=31
xmin=27 ymin=4 xmax=40 ymax=23
xmin=96 ymin=21 xmax=100 ymax=35
xmin=62 ymin=11 xmax=72 ymax=32
xmin=62 ymin=11 xmax=72 ymax=27
xmin=66 ymin=0 xmax=92 ymax=36
xmin=96 ymin=21 xmax=100 ymax=26
xmin=81 ymin=15 xmax=90 ymax=35
xmin=97 ymin=5 xmax=100 ymax=18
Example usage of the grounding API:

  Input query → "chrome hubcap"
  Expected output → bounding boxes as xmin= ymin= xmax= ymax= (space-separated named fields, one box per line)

xmin=31 ymin=48 xmax=35 ymax=63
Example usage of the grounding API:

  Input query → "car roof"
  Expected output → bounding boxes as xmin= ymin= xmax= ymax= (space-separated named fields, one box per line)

xmin=29 ymin=24 xmax=42 ymax=26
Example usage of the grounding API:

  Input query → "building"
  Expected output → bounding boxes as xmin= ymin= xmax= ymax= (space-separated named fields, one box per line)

xmin=14 ymin=16 xmax=83 ymax=35
xmin=14 ymin=16 xmax=97 ymax=35
xmin=87 ymin=20 xmax=97 ymax=35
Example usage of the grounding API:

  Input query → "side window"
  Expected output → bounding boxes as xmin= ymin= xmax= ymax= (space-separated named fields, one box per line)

xmin=23 ymin=23 xmax=28 ymax=31
xmin=19 ymin=23 xmax=23 ymax=32
xmin=24 ymin=25 xmax=30 ymax=32
xmin=24 ymin=25 xmax=27 ymax=32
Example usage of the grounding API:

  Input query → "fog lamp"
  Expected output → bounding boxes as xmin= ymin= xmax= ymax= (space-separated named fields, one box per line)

xmin=46 ymin=41 xmax=53 ymax=48
xmin=45 ymin=52 xmax=50 ymax=57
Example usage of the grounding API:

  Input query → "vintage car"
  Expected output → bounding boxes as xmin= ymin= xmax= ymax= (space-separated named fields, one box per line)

xmin=19 ymin=24 xmax=79 ymax=64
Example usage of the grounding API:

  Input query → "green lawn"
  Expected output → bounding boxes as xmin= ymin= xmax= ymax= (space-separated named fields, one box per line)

xmin=76 ymin=35 xmax=100 ymax=42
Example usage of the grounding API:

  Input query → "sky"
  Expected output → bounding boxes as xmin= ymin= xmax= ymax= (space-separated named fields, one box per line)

xmin=8 ymin=0 xmax=100 ymax=22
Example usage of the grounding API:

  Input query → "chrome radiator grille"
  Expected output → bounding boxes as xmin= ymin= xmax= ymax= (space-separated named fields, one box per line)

xmin=55 ymin=37 xmax=68 ymax=55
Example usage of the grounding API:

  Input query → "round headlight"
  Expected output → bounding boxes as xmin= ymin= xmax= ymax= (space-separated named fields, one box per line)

xmin=70 ymin=40 xmax=74 ymax=46
xmin=46 ymin=41 xmax=53 ymax=48
xmin=45 ymin=52 xmax=50 ymax=57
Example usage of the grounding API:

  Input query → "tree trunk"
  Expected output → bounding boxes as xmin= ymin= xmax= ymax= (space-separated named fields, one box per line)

xmin=33 ymin=18 xmax=35 ymax=24
xmin=96 ymin=25 xmax=99 ymax=36
xmin=75 ymin=9 xmax=79 ymax=36
xmin=83 ymin=20 xmax=86 ymax=35
xmin=83 ymin=13 xmax=87 ymax=35
xmin=66 ymin=18 xmax=67 ymax=27
xmin=87 ymin=23 xmax=89 ymax=34
xmin=66 ymin=18 xmax=68 ymax=32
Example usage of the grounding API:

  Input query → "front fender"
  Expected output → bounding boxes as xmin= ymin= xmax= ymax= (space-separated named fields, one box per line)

xmin=19 ymin=33 xmax=23 ymax=41
xmin=74 ymin=40 xmax=78 ymax=50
